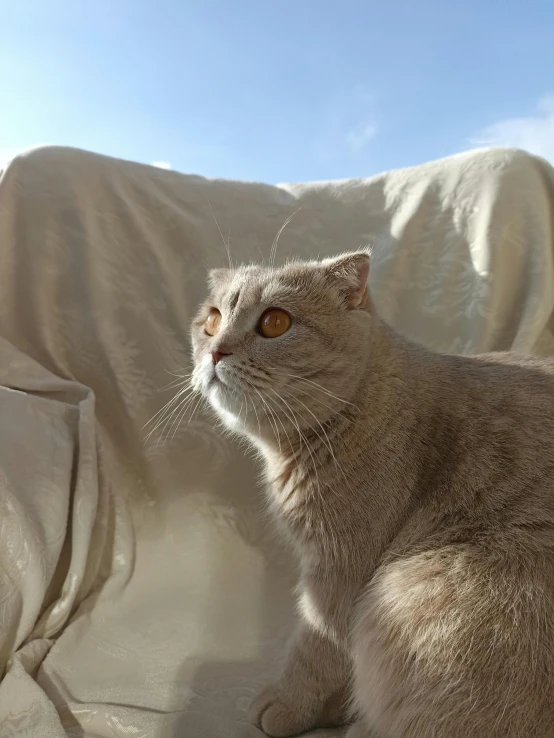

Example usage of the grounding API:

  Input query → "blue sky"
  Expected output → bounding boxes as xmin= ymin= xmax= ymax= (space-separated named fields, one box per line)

xmin=2 ymin=0 xmax=554 ymax=183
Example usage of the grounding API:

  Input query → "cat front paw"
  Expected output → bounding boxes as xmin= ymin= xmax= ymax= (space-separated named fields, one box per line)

xmin=246 ymin=684 xmax=316 ymax=737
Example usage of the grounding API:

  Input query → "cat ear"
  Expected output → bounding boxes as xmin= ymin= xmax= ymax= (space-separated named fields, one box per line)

xmin=208 ymin=268 xmax=230 ymax=289
xmin=322 ymin=251 xmax=370 ymax=309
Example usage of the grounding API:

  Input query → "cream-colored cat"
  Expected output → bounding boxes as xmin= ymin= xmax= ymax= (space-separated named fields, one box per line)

xmin=191 ymin=252 xmax=554 ymax=737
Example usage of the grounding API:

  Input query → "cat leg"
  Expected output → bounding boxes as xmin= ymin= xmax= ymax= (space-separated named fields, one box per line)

xmin=247 ymin=623 xmax=350 ymax=737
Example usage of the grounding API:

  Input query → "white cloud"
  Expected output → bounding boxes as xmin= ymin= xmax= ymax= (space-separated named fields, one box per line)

xmin=151 ymin=160 xmax=172 ymax=169
xmin=471 ymin=95 xmax=554 ymax=162
xmin=345 ymin=122 xmax=378 ymax=152
xmin=315 ymin=86 xmax=378 ymax=162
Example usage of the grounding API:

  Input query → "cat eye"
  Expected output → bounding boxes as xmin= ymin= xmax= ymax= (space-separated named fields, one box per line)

xmin=205 ymin=308 xmax=222 ymax=336
xmin=258 ymin=309 xmax=292 ymax=338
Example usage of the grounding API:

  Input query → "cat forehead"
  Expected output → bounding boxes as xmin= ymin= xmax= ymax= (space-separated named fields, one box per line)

xmin=209 ymin=264 xmax=314 ymax=308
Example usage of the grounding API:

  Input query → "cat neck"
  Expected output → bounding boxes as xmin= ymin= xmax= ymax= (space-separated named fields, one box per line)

xmin=259 ymin=317 xmax=425 ymax=555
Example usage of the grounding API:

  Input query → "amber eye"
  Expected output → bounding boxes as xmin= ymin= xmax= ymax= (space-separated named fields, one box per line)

xmin=204 ymin=308 xmax=222 ymax=336
xmin=258 ymin=309 xmax=292 ymax=338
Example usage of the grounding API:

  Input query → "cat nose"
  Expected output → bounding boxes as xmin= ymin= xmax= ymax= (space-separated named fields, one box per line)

xmin=212 ymin=349 xmax=232 ymax=365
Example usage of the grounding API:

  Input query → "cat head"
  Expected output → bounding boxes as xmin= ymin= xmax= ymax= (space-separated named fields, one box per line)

xmin=190 ymin=252 xmax=372 ymax=442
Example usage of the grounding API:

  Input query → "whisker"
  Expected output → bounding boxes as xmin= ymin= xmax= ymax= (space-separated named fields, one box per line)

xmin=288 ymin=394 xmax=335 ymax=458
xmin=143 ymin=384 xmax=195 ymax=434
xmin=158 ymin=375 xmax=193 ymax=392
xmin=237 ymin=396 xmax=246 ymax=424
xmin=287 ymin=393 xmax=352 ymax=502
xmin=165 ymin=393 xmax=206 ymax=445
xmin=267 ymin=393 xmax=346 ymax=555
xmin=287 ymin=385 xmax=353 ymax=421
xmin=269 ymin=207 xmax=302 ymax=266
xmin=261 ymin=390 xmax=297 ymax=456
xmin=164 ymin=390 xmax=206 ymax=445
xmin=166 ymin=391 xmax=201 ymax=442
xmin=208 ymin=199 xmax=233 ymax=269
xmin=267 ymin=388 xmax=322 ymax=499
xmin=164 ymin=369 xmax=193 ymax=379
xmin=254 ymin=388 xmax=282 ymax=453
xmin=248 ymin=392 xmax=263 ymax=438
xmin=156 ymin=391 xmax=199 ymax=446
xmin=283 ymin=374 xmax=358 ymax=408
xmin=256 ymin=401 xmax=275 ymax=446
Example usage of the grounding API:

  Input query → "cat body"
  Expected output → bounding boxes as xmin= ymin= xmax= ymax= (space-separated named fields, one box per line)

xmin=191 ymin=252 xmax=554 ymax=737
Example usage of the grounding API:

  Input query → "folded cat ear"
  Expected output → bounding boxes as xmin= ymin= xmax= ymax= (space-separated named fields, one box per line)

xmin=322 ymin=251 xmax=370 ymax=309
xmin=208 ymin=268 xmax=231 ymax=289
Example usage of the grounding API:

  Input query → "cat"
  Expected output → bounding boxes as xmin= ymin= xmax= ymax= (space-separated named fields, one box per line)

xmin=190 ymin=251 xmax=554 ymax=738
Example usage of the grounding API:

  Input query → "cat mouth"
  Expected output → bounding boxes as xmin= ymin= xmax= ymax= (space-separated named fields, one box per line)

xmin=209 ymin=373 xmax=223 ymax=387
xmin=209 ymin=367 xmax=228 ymax=388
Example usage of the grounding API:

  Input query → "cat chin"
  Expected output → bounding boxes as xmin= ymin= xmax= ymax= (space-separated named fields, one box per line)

xmin=207 ymin=383 xmax=247 ymax=434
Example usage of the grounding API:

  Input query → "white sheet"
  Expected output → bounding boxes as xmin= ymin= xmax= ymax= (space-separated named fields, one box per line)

xmin=0 ymin=145 xmax=553 ymax=737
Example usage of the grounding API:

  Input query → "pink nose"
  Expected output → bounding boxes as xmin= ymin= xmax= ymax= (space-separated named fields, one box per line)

xmin=212 ymin=349 xmax=232 ymax=365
